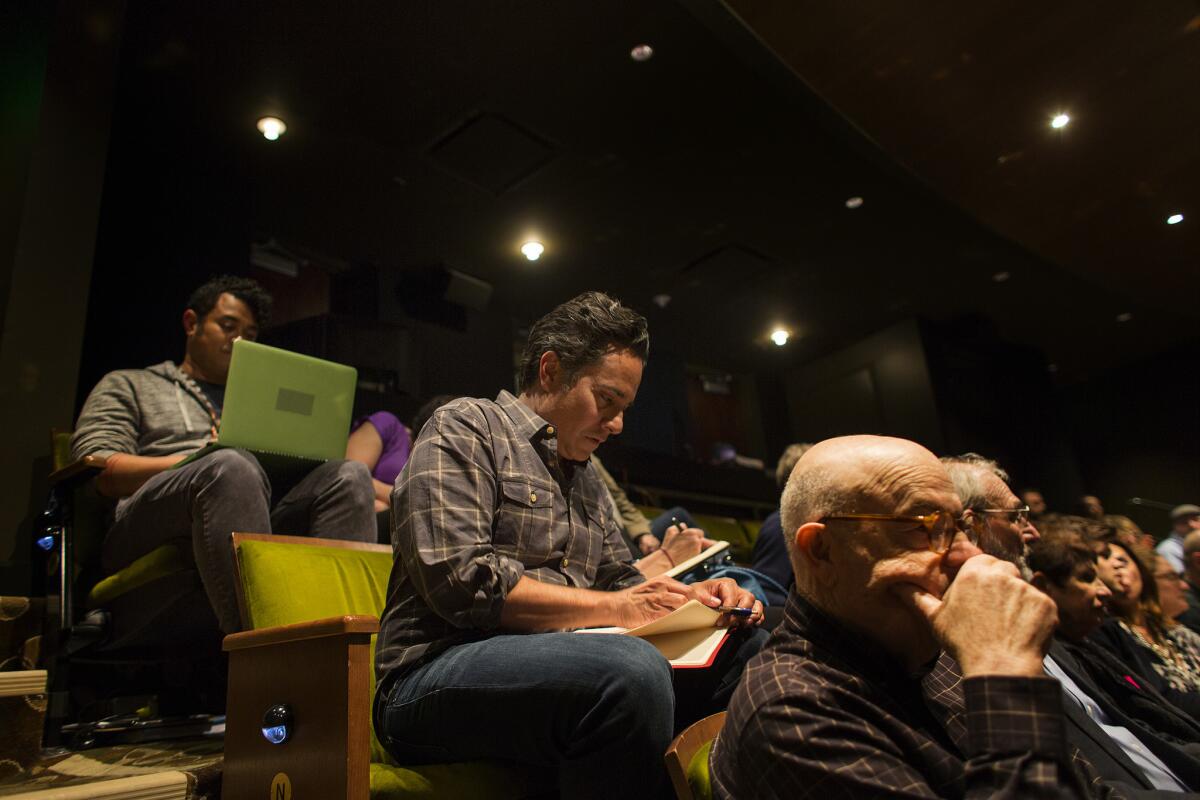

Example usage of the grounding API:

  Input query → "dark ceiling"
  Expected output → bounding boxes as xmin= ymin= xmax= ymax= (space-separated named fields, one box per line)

xmin=94 ymin=0 xmax=1199 ymax=383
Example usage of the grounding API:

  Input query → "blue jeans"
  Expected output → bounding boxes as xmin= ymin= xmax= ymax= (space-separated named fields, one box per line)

xmin=649 ymin=506 xmax=696 ymax=542
xmin=376 ymin=627 xmax=768 ymax=799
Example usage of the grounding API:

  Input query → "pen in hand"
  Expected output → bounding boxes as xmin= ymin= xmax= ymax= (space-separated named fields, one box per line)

xmin=717 ymin=605 xmax=755 ymax=617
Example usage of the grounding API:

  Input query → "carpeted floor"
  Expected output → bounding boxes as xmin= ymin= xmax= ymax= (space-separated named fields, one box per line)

xmin=0 ymin=737 xmax=222 ymax=799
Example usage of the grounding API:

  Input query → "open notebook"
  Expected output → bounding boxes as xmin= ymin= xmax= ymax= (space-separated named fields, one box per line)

xmin=577 ymin=600 xmax=730 ymax=669
xmin=662 ymin=540 xmax=731 ymax=580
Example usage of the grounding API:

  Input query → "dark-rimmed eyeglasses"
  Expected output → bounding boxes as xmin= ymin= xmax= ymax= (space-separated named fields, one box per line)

xmin=818 ymin=510 xmax=975 ymax=554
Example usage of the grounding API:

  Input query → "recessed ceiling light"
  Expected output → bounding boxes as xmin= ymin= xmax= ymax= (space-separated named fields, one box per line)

xmin=521 ymin=241 xmax=544 ymax=261
xmin=652 ymin=294 xmax=671 ymax=309
xmin=992 ymin=271 xmax=1011 ymax=283
xmin=1116 ymin=312 xmax=1133 ymax=323
xmin=844 ymin=196 xmax=864 ymax=209
xmin=1050 ymin=113 xmax=1070 ymax=129
xmin=256 ymin=116 xmax=287 ymax=141
xmin=630 ymin=44 xmax=654 ymax=62
xmin=770 ymin=329 xmax=789 ymax=346
xmin=1167 ymin=213 xmax=1184 ymax=225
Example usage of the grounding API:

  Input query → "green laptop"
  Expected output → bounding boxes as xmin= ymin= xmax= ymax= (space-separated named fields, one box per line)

xmin=177 ymin=340 xmax=356 ymax=469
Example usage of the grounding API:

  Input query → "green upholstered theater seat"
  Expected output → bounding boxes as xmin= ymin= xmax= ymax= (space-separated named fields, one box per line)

xmin=86 ymin=544 xmax=191 ymax=607
xmin=688 ymin=514 xmax=752 ymax=562
xmin=635 ymin=504 xmax=666 ymax=521
xmin=739 ymin=519 xmax=762 ymax=549
xmin=234 ymin=537 xmax=548 ymax=799
xmin=687 ymin=739 xmax=714 ymax=800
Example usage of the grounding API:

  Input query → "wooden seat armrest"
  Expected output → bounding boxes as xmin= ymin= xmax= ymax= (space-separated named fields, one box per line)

xmin=223 ymin=614 xmax=379 ymax=652
xmin=47 ymin=455 xmax=108 ymax=487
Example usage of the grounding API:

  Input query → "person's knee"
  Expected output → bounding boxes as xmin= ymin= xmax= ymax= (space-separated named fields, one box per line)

xmin=601 ymin=637 xmax=674 ymax=729
xmin=333 ymin=459 xmax=375 ymax=503
xmin=198 ymin=448 xmax=269 ymax=498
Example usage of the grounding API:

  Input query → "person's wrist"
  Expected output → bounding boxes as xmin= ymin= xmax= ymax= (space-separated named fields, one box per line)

xmin=958 ymin=651 xmax=1044 ymax=678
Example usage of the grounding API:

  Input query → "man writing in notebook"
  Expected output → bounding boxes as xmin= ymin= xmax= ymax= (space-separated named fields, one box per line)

xmin=373 ymin=291 xmax=765 ymax=800
xmin=71 ymin=275 xmax=376 ymax=634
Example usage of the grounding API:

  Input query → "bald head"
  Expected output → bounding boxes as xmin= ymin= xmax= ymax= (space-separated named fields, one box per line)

xmin=780 ymin=435 xmax=954 ymax=578
xmin=778 ymin=435 xmax=972 ymax=670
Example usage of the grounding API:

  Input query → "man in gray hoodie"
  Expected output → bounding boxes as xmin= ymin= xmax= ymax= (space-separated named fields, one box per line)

xmin=71 ymin=275 xmax=376 ymax=633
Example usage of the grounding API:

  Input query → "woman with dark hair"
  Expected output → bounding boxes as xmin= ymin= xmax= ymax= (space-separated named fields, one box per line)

xmin=1091 ymin=539 xmax=1200 ymax=717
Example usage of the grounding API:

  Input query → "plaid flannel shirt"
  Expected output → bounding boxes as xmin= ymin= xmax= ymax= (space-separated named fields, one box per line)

xmin=374 ymin=391 xmax=644 ymax=690
xmin=710 ymin=593 xmax=1091 ymax=799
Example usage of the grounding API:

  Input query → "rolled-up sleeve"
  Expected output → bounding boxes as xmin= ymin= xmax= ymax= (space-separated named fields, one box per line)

xmin=594 ymin=507 xmax=645 ymax=591
xmin=393 ymin=406 xmax=526 ymax=630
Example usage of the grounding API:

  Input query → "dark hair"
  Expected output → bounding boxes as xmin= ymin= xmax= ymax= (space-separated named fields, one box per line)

xmin=517 ymin=291 xmax=649 ymax=393
xmin=1027 ymin=531 xmax=1096 ymax=586
xmin=411 ymin=394 xmax=461 ymax=440
xmin=186 ymin=275 xmax=273 ymax=328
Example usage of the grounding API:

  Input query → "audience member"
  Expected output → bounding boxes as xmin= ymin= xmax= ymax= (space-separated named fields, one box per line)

xmin=1108 ymin=514 xmax=1159 ymax=555
xmin=1078 ymin=495 xmax=1106 ymax=521
xmin=372 ymin=291 xmax=766 ymax=800
xmin=1027 ymin=531 xmax=1200 ymax=793
xmin=941 ymin=453 xmax=1039 ymax=572
xmin=409 ymin=393 xmax=460 ymax=442
xmin=346 ymin=410 xmax=412 ymax=512
xmin=589 ymin=454 xmax=702 ymax=559
xmin=1091 ymin=539 xmax=1200 ymax=718
xmin=71 ymin=275 xmax=376 ymax=633
xmin=710 ymin=435 xmax=1089 ymax=798
xmin=1178 ymin=531 xmax=1200 ymax=636
xmin=750 ymin=443 xmax=811 ymax=603
xmin=932 ymin=462 xmax=1200 ymax=795
xmin=1023 ymin=487 xmax=1049 ymax=519
xmin=1158 ymin=505 xmax=1200 ymax=574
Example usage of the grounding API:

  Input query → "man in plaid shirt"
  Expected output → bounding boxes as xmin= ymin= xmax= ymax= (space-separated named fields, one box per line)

xmin=711 ymin=435 xmax=1092 ymax=799
xmin=373 ymin=292 xmax=766 ymax=800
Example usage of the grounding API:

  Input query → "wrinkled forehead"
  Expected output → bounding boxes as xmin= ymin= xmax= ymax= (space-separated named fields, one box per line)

xmin=981 ymin=472 xmax=1019 ymax=508
xmin=859 ymin=454 xmax=961 ymax=514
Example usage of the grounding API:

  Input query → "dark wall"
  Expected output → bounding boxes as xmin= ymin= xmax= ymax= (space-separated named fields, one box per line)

xmin=620 ymin=347 xmax=688 ymax=457
xmin=921 ymin=317 xmax=1086 ymax=506
xmin=783 ymin=318 xmax=945 ymax=451
xmin=1060 ymin=338 xmax=1200 ymax=534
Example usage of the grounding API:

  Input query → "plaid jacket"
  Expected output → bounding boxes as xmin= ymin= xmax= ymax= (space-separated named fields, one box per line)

xmin=373 ymin=391 xmax=644 ymax=690
xmin=710 ymin=592 xmax=1091 ymax=799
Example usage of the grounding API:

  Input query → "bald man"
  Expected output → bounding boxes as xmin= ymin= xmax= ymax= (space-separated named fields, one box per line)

xmin=710 ymin=435 xmax=1090 ymax=799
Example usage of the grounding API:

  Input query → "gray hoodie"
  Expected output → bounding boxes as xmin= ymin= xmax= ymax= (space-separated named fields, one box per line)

xmin=71 ymin=361 xmax=217 ymax=462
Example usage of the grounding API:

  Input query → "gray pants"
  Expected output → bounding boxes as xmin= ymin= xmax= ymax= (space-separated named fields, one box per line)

xmin=102 ymin=448 xmax=376 ymax=633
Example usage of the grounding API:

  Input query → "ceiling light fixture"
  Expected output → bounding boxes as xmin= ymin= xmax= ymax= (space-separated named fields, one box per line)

xmin=1116 ymin=312 xmax=1133 ymax=323
xmin=845 ymin=196 xmax=864 ymax=209
xmin=521 ymin=241 xmax=545 ymax=261
xmin=1050 ymin=113 xmax=1070 ymax=129
xmin=652 ymin=294 xmax=671 ymax=309
xmin=992 ymin=271 xmax=1011 ymax=283
xmin=256 ymin=116 xmax=287 ymax=141
xmin=770 ymin=329 xmax=789 ymax=347
xmin=1167 ymin=213 xmax=1184 ymax=225
xmin=630 ymin=44 xmax=654 ymax=62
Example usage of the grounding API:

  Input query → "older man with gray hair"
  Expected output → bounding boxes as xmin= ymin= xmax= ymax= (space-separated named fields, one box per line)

xmin=710 ymin=435 xmax=1089 ymax=799
xmin=941 ymin=453 xmax=1040 ymax=573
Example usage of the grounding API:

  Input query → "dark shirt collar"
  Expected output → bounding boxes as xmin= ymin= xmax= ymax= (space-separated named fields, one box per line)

xmin=494 ymin=390 xmax=589 ymax=481
xmin=783 ymin=591 xmax=928 ymax=684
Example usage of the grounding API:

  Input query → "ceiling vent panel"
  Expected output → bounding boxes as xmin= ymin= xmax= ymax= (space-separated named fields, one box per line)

xmin=428 ymin=113 xmax=557 ymax=194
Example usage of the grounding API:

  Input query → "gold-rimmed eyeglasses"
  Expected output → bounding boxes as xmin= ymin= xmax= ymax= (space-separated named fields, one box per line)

xmin=818 ymin=510 xmax=976 ymax=554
